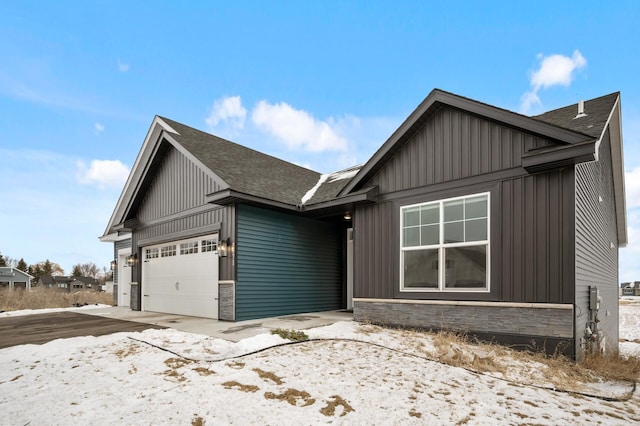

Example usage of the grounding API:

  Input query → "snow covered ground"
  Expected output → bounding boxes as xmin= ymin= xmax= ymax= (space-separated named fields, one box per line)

xmin=1 ymin=301 xmax=640 ymax=425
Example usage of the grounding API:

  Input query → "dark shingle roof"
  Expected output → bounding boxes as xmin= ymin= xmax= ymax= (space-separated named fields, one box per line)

xmin=304 ymin=165 xmax=362 ymax=206
xmin=532 ymin=92 xmax=619 ymax=139
xmin=158 ymin=117 xmax=321 ymax=206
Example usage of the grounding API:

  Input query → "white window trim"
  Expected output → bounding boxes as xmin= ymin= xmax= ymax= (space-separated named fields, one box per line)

xmin=400 ymin=192 xmax=490 ymax=293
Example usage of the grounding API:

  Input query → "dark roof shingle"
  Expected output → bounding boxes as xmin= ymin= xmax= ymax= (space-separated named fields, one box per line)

xmin=532 ymin=92 xmax=619 ymax=139
xmin=159 ymin=117 xmax=321 ymax=206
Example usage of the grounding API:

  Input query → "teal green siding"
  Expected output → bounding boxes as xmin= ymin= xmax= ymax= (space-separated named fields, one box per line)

xmin=236 ymin=204 xmax=343 ymax=321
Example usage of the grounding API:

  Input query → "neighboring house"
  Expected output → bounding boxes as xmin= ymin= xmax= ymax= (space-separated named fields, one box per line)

xmin=621 ymin=282 xmax=640 ymax=296
xmin=101 ymin=89 xmax=626 ymax=361
xmin=36 ymin=276 xmax=98 ymax=291
xmin=0 ymin=267 xmax=33 ymax=290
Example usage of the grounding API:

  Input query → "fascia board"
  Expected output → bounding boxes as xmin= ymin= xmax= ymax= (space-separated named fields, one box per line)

xmin=101 ymin=116 xmax=174 ymax=236
xmin=521 ymin=140 xmax=597 ymax=173
xmin=301 ymin=186 xmax=379 ymax=211
xmin=98 ymin=232 xmax=132 ymax=243
xmin=607 ymin=98 xmax=627 ymax=246
xmin=206 ymin=189 xmax=298 ymax=212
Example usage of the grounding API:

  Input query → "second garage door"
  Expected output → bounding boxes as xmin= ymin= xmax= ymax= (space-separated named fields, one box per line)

xmin=142 ymin=235 xmax=219 ymax=319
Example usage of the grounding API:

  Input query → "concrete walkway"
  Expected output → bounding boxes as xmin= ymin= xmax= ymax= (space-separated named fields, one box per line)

xmin=80 ymin=306 xmax=354 ymax=342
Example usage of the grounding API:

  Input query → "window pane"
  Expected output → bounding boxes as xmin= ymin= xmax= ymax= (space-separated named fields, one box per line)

xmin=444 ymin=199 xmax=464 ymax=222
xmin=403 ymin=228 xmax=420 ymax=247
xmin=444 ymin=222 xmax=464 ymax=243
xmin=465 ymin=218 xmax=487 ymax=241
xmin=403 ymin=206 xmax=420 ymax=227
xmin=444 ymin=245 xmax=487 ymax=289
xmin=421 ymin=204 xmax=439 ymax=225
xmin=421 ymin=224 xmax=439 ymax=245
xmin=466 ymin=195 xmax=487 ymax=219
xmin=403 ymin=249 xmax=439 ymax=289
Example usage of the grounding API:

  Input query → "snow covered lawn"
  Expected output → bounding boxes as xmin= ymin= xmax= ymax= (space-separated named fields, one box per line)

xmin=2 ymin=301 xmax=640 ymax=425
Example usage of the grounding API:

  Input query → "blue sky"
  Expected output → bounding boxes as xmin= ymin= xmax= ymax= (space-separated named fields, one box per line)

xmin=1 ymin=1 xmax=639 ymax=281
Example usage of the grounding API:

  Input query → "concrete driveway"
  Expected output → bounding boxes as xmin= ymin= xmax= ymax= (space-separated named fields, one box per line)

xmin=0 ymin=311 xmax=165 ymax=349
xmin=0 ymin=307 xmax=353 ymax=349
xmin=82 ymin=306 xmax=354 ymax=341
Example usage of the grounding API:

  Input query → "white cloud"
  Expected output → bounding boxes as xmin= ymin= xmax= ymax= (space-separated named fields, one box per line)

xmin=76 ymin=160 xmax=129 ymax=189
xmin=117 ymin=59 xmax=130 ymax=72
xmin=626 ymin=167 xmax=640 ymax=209
xmin=251 ymin=100 xmax=348 ymax=152
xmin=205 ymin=96 xmax=247 ymax=130
xmin=520 ymin=50 xmax=587 ymax=114
xmin=95 ymin=122 xmax=105 ymax=133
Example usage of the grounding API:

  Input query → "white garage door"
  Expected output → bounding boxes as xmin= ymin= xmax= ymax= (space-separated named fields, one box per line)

xmin=142 ymin=235 xmax=219 ymax=319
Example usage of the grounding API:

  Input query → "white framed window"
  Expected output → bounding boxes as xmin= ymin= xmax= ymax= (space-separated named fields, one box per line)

xmin=161 ymin=245 xmax=176 ymax=257
xmin=180 ymin=241 xmax=198 ymax=255
xmin=400 ymin=192 xmax=489 ymax=292
xmin=201 ymin=239 xmax=217 ymax=253
xmin=145 ymin=248 xmax=159 ymax=259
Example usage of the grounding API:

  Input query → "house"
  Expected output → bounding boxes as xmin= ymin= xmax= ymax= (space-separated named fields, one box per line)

xmin=36 ymin=276 xmax=98 ymax=291
xmin=101 ymin=89 xmax=626 ymax=360
xmin=0 ymin=267 xmax=33 ymax=290
xmin=621 ymin=282 xmax=640 ymax=296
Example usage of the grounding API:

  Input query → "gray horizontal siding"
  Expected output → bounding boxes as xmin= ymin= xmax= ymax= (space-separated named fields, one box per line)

xmin=236 ymin=204 xmax=342 ymax=321
xmin=574 ymin=129 xmax=619 ymax=360
xmin=113 ymin=238 xmax=132 ymax=285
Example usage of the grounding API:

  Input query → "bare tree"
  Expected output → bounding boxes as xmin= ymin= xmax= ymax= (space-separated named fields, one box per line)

xmin=71 ymin=262 xmax=100 ymax=279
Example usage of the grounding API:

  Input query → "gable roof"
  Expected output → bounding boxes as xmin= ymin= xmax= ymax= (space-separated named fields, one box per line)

xmin=159 ymin=117 xmax=321 ymax=206
xmin=338 ymin=89 xmax=626 ymax=246
xmin=102 ymin=116 xmax=323 ymax=237
xmin=338 ymin=89 xmax=596 ymax=196
xmin=102 ymin=89 xmax=626 ymax=245
xmin=0 ymin=267 xmax=33 ymax=280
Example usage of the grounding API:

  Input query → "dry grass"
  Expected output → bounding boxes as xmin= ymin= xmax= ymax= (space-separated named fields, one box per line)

xmin=264 ymin=388 xmax=315 ymax=406
xmin=374 ymin=324 xmax=640 ymax=393
xmin=253 ymin=368 xmax=283 ymax=385
xmin=0 ymin=287 xmax=113 ymax=311
xmin=319 ymin=395 xmax=354 ymax=417
xmin=580 ymin=352 xmax=640 ymax=382
xmin=222 ymin=381 xmax=259 ymax=393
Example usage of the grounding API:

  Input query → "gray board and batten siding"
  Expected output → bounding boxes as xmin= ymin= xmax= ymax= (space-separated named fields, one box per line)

xmin=235 ymin=204 xmax=343 ymax=321
xmin=354 ymin=106 xmax=576 ymax=303
xmin=126 ymin=142 xmax=236 ymax=309
xmin=352 ymin=105 xmax=577 ymax=353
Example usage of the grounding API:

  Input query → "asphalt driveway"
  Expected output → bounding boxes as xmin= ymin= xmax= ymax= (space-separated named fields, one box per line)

xmin=0 ymin=311 xmax=165 ymax=349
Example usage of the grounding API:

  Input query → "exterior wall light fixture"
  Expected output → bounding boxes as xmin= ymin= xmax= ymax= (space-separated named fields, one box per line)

xmin=218 ymin=238 xmax=231 ymax=257
xmin=110 ymin=260 xmax=118 ymax=271
xmin=344 ymin=211 xmax=352 ymax=220
xmin=126 ymin=254 xmax=137 ymax=267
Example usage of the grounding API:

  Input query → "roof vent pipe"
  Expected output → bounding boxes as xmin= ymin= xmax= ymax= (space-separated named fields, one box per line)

xmin=574 ymin=99 xmax=587 ymax=119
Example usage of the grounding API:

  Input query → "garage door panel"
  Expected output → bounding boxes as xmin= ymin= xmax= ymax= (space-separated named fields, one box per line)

xmin=142 ymin=235 xmax=219 ymax=319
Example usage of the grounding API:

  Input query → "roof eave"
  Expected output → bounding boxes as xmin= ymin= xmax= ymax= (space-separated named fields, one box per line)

xmin=521 ymin=140 xmax=597 ymax=174
xmin=606 ymin=97 xmax=627 ymax=246
xmin=206 ymin=189 xmax=299 ymax=212
xmin=98 ymin=231 xmax=132 ymax=243
xmin=301 ymin=186 xmax=379 ymax=212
